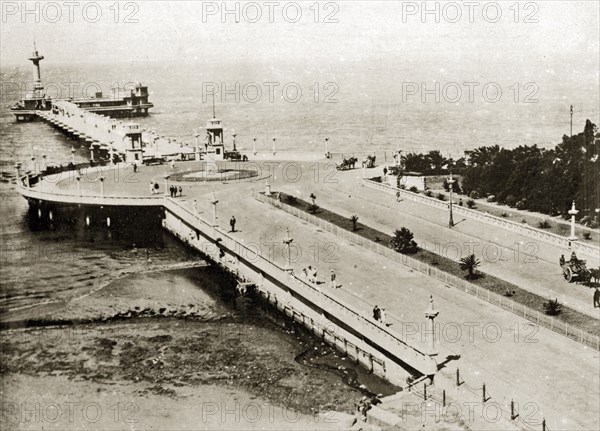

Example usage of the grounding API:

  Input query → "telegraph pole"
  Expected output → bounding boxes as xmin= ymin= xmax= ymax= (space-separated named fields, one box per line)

xmin=570 ymin=105 xmax=573 ymax=136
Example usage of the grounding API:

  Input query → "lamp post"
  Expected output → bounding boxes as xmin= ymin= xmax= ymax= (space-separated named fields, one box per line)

xmin=447 ymin=173 xmax=455 ymax=228
xmin=209 ymin=192 xmax=219 ymax=226
xmin=424 ymin=295 xmax=439 ymax=356
xmin=253 ymin=138 xmax=257 ymax=155
xmin=568 ymin=201 xmax=578 ymax=242
xmin=99 ymin=176 xmax=105 ymax=197
xmin=194 ymin=131 xmax=200 ymax=161
xmin=272 ymin=138 xmax=276 ymax=155
xmin=109 ymin=142 xmax=115 ymax=166
xmin=283 ymin=227 xmax=294 ymax=272
xmin=232 ymin=133 xmax=237 ymax=152
xmin=76 ymin=174 xmax=81 ymax=196
xmin=163 ymin=174 xmax=170 ymax=197
xmin=570 ymin=105 xmax=573 ymax=137
xmin=325 ymin=137 xmax=329 ymax=157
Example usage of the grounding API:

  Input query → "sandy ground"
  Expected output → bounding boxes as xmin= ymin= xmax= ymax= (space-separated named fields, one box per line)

xmin=0 ymin=268 xmax=386 ymax=431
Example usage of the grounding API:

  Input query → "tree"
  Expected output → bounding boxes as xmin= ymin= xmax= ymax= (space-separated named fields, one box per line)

xmin=459 ymin=254 xmax=481 ymax=279
xmin=350 ymin=215 xmax=359 ymax=231
xmin=426 ymin=150 xmax=448 ymax=174
xmin=390 ymin=228 xmax=418 ymax=254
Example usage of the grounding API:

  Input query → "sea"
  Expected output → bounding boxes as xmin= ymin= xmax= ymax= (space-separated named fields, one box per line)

xmin=0 ymin=59 xmax=598 ymax=388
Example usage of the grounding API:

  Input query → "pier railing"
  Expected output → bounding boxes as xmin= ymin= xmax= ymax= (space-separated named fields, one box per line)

xmin=163 ymin=197 xmax=438 ymax=375
xmin=255 ymin=191 xmax=600 ymax=351
xmin=362 ymin=178 xmax=600 ymax=262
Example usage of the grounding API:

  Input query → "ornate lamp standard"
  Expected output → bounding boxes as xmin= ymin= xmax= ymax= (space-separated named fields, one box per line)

xmin=76 ymin=174 xmax=82 ymax=196
xmin=570 ymin=105 xmax=573 ymax=137
xmin=568 ymin=201 xmax=578 ymax=242
xmin=163 ymin=174 xmax=170 ymax=197
xmin=447 ymin=173 xmax=455 ymax=228
xmin=424 ymin=295 xmax=439 ymax=357
xmin=209 ymin=192 xmax=219 ymax=226
xmin=283 ymin=227 xmax=294 ymax=272
xmin=194 ymin=131 xmax=200 ymax=161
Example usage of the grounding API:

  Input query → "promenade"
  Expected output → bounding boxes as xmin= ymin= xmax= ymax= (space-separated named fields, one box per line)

xmin=18 ymin=159 xmax=600 ymax=430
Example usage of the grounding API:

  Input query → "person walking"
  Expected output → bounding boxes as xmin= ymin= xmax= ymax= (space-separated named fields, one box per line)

xmin=329 ymin=269 xmax=337 ymax=288
xmin=594 ymin=287 xmax=600 ymax=308
xmin=192 ymin=199 xmax=198 ymax=214
xmin=178 ymin=186 xmax=183 ymax=197
xmin=372 ymin=305 xmax=380 ymax=322
xmin=230 ymin=216 xmax=236 ymax=232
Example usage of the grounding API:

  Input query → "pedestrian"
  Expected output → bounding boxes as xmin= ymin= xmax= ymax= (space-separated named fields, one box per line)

xmin=594 ymin=287 xmax=600 ymax=308
xmin=178 ymin=186 xmax=182 ymax=197
xmin=302 ymin=267 xmax=309 ymax=280
xmin=380 ymin=308 xmax=387 ymax=326
xmin=192 ymin=199 xmax=198 ymax=214
xmin=154 ymin=182 xmax=159 ymax=194
xmin=230 ymin=216 xmax=236 ymax=232
xmin=329 ymin=269 xmax=337 ymax=288
xmin=372 ymin=305 xmax=380 ymax=322
xmin=559 ymin=254 xmax=566 ymax=266
xmin=133 ymin=163 xmax=137 ymax=173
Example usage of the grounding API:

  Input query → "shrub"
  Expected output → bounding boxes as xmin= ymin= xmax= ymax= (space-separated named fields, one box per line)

xmin=516 ymin=198 xmax=528 ymax=210
xmin=469 ymin=190 xmax=480 ymax=199
xmin=459 ymin=254 xmax=481 ymax=279
xmin=424 ymin=190 xmax=433 ymax=197
xmin=307 ymin=204 xmax=319 ymax=214
xmin=486 ymin=195 xmax=496 ymax=203
xmin=466 ymin=199 xmax=476 ymax=209
xmin=285 ymin=195 xmax=297 ymax=205
xmin=538 ymin=220 xmax=551 ymax=229
xmin=436 ymin=193 xmax=446 ymax=201
xmin=583 ymin=232 xmax=591 ymax=240
xmin=350 ymin=215 xmax=359 ymax=231
xmin=521 ymin=219 xmax=527 ymax=224
xmin=409 ymin=186 xmax=419 ymax=193
xmin=505 ymin=195 xmax=517 ymax=207
xmin=543 ymin=298 xmax=562 ymax=316
xmin=500 ymin=213 xmax=509 ymax=218
xmin=390 ymin=227 xmax=418 ymax=254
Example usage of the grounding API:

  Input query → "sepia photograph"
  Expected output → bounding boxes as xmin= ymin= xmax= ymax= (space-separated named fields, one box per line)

xmin=0 ymin=1 xmax=599 ymax=430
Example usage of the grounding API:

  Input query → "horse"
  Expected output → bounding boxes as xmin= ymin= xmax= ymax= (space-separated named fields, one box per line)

xmin=590 ymin=268 xmax=600 ymax=285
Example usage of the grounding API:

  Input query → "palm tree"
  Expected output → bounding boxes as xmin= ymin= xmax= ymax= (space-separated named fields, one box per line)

xmin=350 ymin=215 xmax=359 ymax=231
xmin=390 ymin=228 xmax=417 ymax=254
xmin=459 ymin=254 xmax=481 ymax=279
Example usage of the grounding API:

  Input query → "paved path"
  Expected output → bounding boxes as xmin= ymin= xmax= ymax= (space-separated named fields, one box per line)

xmin=272 ymin=164 xmax=600 ymax=318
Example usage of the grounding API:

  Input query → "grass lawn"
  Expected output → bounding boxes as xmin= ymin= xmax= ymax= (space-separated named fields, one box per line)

xmin=276 ymin=192 xmax=600 ymax=339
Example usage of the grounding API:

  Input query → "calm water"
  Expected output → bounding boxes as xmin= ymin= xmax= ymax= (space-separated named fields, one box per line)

xmin=0 ymin=60 xmax=598 ymax=313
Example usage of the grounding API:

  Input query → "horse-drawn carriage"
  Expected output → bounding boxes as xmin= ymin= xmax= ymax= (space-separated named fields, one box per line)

xmin=561 ymin=254 xmax=592 ymax=283
xmin=362 ymin=155 xmax=376 ymax=168
xmin=336 ymin=157 xmax=358 ymax=170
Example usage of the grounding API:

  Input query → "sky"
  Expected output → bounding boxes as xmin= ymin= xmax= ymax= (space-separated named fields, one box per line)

xmin=1 ymin=0 xmax=598 ymax=75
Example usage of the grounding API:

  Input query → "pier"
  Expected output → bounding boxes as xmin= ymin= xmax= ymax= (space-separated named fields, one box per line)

xmin=15 ymin=156 xmax=600 ymax=430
